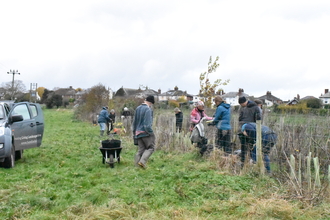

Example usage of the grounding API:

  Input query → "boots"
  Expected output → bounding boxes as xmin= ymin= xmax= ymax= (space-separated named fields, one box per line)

xmin=100 ymin=130 xmax=104 ymax=136
xmin=134 ymin=154 xmax=141 ymax=166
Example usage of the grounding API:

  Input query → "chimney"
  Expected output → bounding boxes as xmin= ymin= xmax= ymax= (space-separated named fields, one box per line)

xmin=297 ymin=94 xmax=300 ymax=100
xmin=266 ymin=91 xmax=271 ymax=95
xmin=158 ymin=89 xmax=161 ymax=94
xmin=325 ymin=89 xmax=329 ymax=94
xmin=238 ymin=88 xmax=244 ymax=95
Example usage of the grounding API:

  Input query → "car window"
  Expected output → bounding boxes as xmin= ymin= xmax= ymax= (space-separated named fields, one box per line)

xmin=4 ymin=103 xmax=10 ymax=115
xmin=0 ymin=105 xmax=4 ymax=119
xmin=12 ymin=104 xmax=31 ymax=120
xmin=30 ymin=105 xmax=38 ymax=118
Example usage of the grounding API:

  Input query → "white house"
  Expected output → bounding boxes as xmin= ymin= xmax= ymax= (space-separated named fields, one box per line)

xmin=158 ymin=86 xmax=192 ymax=102
xmin=221 ymin=88 xmax=249 ymax=106
xmin=319 ymin=89 xmax=330 ymax=105
xmin=256 ymin=91 xmax=282 ymax=107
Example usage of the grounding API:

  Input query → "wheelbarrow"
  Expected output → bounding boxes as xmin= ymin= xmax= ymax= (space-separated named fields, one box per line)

xmin=99 ymin=139 xmax=122 ymax=168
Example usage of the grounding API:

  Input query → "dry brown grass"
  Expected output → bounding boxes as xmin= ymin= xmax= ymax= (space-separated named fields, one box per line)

xmin=207 ymin=148 xmax=241 ymax=175
xmin=244 ymin=197 xmax=295 ymax=219
xmin=62 ymin=199 xmax=215 ymax=220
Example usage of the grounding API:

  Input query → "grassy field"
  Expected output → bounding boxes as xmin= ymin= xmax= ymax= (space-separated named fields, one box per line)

xmin=1 ymin=108 xmax=330 ymax=219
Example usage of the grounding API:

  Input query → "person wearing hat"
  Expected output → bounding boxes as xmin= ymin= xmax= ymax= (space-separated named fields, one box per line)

xmin=174 ymin=107 xmax=183 ymax=133
xmin=189 ymin=100 xmax=213 ymax=155
xmin=98 ymin=106 xmax=111 ymax=136
xmin=208 ymin=96 xmax=232 ymax=154
xmin=108 ymin=109 xmax=116 ymax=133
xmin=121 ymin=107 xmax=131 ymax=119
xmin=238 ymin=96 xmax=261 ymax=165
xmin=132 ymin=95 xmax=155 ymax=169
xmin=241 ymin=122 xmax=277 ymax=173
xmin=189 ymin=100 xmax=213 ymax=131
xmin=254 ymin=99 xmax=263 ymax=120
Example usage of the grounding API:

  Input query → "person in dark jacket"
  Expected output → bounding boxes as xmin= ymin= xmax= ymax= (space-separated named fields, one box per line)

xmin=209 ymin=96 xmax=232 ymax=154
xmin=254 ymin=99 xmax=263 ymax=121
xmin=121 ymin=107 xmax=131 ymax=119
xmin=174 ymin=107 xmax=183 ymax=132
xmin=132 ymin=95 xmax=155 ymax=169
xmin=98 ymin=106 xmax=111 ymax=136
xmin=241 ymin=122 xmax=277 ymax=173
xmin=108 ymin=109 xmax=116 ymax=133
xmin=238 ymin=96 xmax=261 ymax=165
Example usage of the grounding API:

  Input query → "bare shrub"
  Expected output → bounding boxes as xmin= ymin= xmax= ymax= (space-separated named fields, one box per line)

xmin=262 ymin=112 xmax=330 ymax=205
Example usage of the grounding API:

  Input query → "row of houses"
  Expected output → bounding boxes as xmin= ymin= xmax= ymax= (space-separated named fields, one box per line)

xmin=50 ymin=86 xmax=330 ymax=107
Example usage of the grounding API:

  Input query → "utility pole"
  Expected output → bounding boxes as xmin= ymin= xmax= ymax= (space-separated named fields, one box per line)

xmin=30 ymin=83 xmax=37 ymax=102
xmin=7 ymin=69 xmax=20 ymax=100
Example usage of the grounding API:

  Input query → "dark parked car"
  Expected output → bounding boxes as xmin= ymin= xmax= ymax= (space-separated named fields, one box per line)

xmin=0 ymin=101 xmax=45 ymax=168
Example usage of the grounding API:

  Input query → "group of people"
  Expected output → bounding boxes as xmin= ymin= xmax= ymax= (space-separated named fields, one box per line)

xmin=99 ymin=94 xmax=276 ymax=172
xmin=97 ymin=107 xmax=116 ymax=136
xmin=98 ymin=106 xmax=134 ymax=136
xmin=189 ymin=96 xmax=276 ymax=173
xmin=97 ymin=96 xmax=156 ymax=169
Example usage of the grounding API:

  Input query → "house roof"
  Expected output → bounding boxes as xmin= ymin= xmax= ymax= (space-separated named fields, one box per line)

xmin=286 ymin=99 xmax=299 ymax=105
xmin=115 ymin=87 xmax=158 ymax=98
xmin=160 ymin=89 xmax=188 ymax=97
xmin=54 ymin=88 xmax=76 ymax=96
xmin=222 ymin=91 xmax=249 ymax=98
xmin=123 ymin=88 xmax=141 ymax=96
xmin=136 ymin=89 xmax=159 ymax=97
xmin=300 ymin=96 xmax=318 ymax=100
xmin=257 ymin=92 xmax=282 ymax=102
xmin=319 ymin=92 xmax=330 ymax=98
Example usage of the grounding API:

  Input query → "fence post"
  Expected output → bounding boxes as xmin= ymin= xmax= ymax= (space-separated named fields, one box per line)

xmin=256 ymin=120 xmax=265 ymax=174
xmin=328 ymin=165 xmax=330 ymax=186
xmin=307 ymin=152 xmax=312 ymax=191
xmin=298 ymin=153 xmax=302 ymax=186
xmin=314 ymin=157 xmax=321 ymax=187
xmin=290 ymin=154 xmax=296 ymax=180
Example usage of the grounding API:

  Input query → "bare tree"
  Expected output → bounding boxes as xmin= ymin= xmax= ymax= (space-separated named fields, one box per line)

xmin=1 ymin=80 xmax=26 ymax=100
xmin=81 ymin=83 xmax=109 ymax=113
xmin=199 ymin=56 xmax=229 ymax=108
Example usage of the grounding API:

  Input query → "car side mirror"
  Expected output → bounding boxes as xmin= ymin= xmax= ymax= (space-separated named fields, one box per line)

xmin=9 ymin=115 xmax=24 ymax=123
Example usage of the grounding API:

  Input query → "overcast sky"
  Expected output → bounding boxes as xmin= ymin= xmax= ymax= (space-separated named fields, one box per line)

xmin=1 ymin=0 xmax=329 ymax=101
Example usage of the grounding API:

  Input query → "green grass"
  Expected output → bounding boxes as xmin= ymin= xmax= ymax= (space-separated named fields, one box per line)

xmin=0 ymin=109 xmax=330 ymax=219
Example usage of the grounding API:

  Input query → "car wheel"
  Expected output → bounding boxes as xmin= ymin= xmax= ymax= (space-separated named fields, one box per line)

xmin=4 ymin=146 xmax=15 ymax=168
xmin=15 ymin=150 xmax=24 ymax=160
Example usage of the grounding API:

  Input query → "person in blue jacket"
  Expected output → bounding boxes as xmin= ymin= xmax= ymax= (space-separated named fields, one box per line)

xmin=209 ymin=96 xmax=232 ymax=154
xmin=132 ymin=95 xmax=155 ymax=169
xmin=98 ymin=106 xmax=111 ymax=136
xmin=241 ymin=122 xmax=277 ymax=173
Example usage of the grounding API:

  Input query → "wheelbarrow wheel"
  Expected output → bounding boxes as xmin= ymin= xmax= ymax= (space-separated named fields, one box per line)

xmin=109 ymin=154 xmax=114 ymax=168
